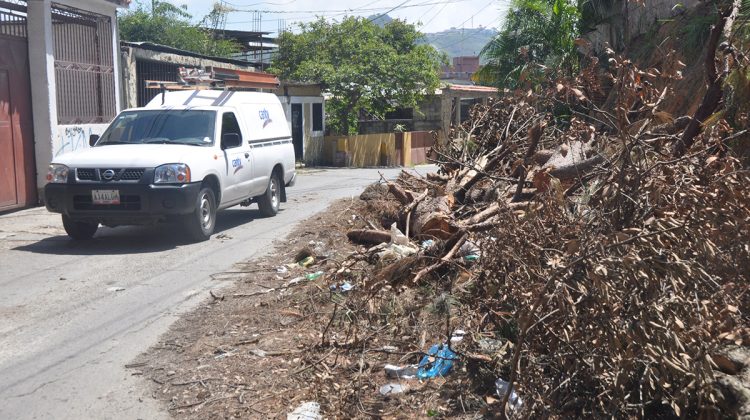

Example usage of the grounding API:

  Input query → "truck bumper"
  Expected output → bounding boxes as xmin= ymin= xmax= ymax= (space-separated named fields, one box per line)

xmin=44 ymin=182 xmax=202 ymax=225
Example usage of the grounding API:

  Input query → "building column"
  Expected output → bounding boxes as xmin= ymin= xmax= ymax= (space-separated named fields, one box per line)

xmin=440 ymin=93 xmax=452 ymax=146
xmin=111 ymin=8 xmax=122 ymax=112
xmin=121 ymin=47 xmax=138 ymax=109
xmin=454 ymin=97 xmax=462 ymax=127
xmin=26 ymin=0 xmax=57 ymax=196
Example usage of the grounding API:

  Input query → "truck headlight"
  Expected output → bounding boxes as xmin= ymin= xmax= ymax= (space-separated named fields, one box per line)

xmin=46 ymin=164 xmax=69 ymax=183
xmin=154 ymin=163 xmax=191 ymax=184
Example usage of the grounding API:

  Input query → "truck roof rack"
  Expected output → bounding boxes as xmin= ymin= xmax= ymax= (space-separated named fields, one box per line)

xmin=145 ymin=66 xmax=280 ymax=92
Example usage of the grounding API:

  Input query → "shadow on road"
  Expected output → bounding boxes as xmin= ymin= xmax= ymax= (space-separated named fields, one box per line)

xmin=12 ymin=208 xmax=271 ymax=255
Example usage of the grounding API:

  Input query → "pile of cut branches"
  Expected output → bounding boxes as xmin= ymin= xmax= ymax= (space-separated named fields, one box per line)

xmin=314 ymin=46 xmax=750 ymax=418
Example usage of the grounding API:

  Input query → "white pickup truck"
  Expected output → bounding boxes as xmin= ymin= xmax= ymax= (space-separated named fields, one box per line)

xmin=44 ymin=90 xmax=296 ymax=241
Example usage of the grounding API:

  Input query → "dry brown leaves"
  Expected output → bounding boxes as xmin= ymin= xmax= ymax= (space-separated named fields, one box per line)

xmin=310 ymin=50 xmax=750 ymax=418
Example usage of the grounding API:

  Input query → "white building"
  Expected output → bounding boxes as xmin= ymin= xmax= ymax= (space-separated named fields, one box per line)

xmin=0 ymin=0 xmax=126 ymax=211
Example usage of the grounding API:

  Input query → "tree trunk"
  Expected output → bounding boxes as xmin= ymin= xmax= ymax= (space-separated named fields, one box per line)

xmin=347 ymin=229 xmax=391 ymax=245
xmin=410 ymin=195 xmax=457 ymax=239
xmin=672 ymin=0 xmax=741 ymax=157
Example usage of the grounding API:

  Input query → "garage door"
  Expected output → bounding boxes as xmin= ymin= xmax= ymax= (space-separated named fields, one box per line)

xmin=0 ymin=2 xmax=35 ymax=211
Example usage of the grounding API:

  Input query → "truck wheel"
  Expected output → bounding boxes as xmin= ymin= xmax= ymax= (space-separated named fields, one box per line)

xmin=184 ymin=187 xmax=217 ymax=241
xmin=62 ymin=215 xmax=98 ymax=240
xmin=257 ymin=172 xmax=281 ymax=217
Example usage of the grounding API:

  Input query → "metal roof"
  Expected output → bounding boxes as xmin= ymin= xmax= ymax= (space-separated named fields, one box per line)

xmin=121 ymin=41 xmax=259 ymax=68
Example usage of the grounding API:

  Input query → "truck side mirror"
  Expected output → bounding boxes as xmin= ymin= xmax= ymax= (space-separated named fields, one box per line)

xmin=221 ymin=133 xmax=241 ymax=149
xmin=89 ymin=134 xmax=100 ymax=147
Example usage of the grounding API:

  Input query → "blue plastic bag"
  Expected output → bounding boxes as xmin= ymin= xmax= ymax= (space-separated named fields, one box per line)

xmin=417 ymin=343 xmax=457 ymax=379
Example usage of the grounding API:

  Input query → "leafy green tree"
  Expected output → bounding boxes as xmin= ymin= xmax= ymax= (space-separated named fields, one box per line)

xmin=476 ymin=0 xmax=580 ymax=89
xmin=270 ymin=17 xmax=445 ymax=134
xmin=118 ymin=1 xmax=239 ymax=58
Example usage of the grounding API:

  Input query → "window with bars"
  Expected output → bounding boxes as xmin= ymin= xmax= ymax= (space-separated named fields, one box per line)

xmin=0 ymin=0 xmax=27 ymax=39
xmin=135 ymin=59 xmax=182 ymax=107
xmin=51 ymin=3 xmax=115 ymax=124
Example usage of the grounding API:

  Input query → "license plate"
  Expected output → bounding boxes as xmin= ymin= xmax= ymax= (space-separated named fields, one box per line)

xmin=92 ymin=189 xmax=120 ymax=205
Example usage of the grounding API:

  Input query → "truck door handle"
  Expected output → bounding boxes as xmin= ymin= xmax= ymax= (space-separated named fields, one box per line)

xmin=244 ymin=153 xmax=250 ymax=158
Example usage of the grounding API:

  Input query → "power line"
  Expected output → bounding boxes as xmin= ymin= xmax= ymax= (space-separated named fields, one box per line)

xmin=228 ymin=0 xmax=470 ymax=14
xmin=221 ymin=0 xmax=297 ymax=7
xmin=420 ymin=1 xmax=450 ymax=28
xmin=368 ymin=0 xmax=411 ymax=22
xmin=225 ymin=0 xmax=489 ymax=35
xmin=437 ymin=0 xmax=497 ymax=49
xmin=226 ymin=0 xmax=471 ymax=27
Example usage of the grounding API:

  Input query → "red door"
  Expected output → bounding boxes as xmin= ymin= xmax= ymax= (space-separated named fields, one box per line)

xmin=0 ymin=35 xmax=35 ymax=211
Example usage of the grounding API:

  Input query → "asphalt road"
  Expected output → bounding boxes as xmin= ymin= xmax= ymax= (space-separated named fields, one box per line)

xmin=0 ymin=166 xmax=436 ymax=420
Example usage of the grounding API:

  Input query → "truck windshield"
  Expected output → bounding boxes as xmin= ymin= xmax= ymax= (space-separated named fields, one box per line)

xmin=96 ymin=110 xmax=216 ymax=146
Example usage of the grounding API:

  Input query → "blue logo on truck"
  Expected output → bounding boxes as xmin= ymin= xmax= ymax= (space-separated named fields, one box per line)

xmin=232 ymin=157 xmax=243 ymax=173
xmin=259 ymin=109 xmax=272 ymax=128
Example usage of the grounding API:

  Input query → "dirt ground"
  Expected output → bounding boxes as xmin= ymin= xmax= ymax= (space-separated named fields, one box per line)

xmin=131 ymin=197 xmax=470 ymax=419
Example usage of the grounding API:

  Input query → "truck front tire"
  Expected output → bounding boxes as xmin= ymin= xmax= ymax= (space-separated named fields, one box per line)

xmin=62 ymin=215 xmax=98 ymax=240
xmin=184 ymin=187 xmax=217 ymax=241
xmin=257 ymin=173 xmax=281 ymax=217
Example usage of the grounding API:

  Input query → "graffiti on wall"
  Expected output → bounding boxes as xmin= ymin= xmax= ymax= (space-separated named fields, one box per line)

xmin=55 ymin=124 xmax=108 ymax=157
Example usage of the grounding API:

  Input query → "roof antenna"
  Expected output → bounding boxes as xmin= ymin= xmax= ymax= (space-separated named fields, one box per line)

xmin=160 ymin=83 xmax=166 ymax=105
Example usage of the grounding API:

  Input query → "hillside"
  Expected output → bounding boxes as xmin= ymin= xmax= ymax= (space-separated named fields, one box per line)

xmin=368 ymin=13 xmax=496 ymax=60
xmin=425 ymin=27 xmax=496 ymax=60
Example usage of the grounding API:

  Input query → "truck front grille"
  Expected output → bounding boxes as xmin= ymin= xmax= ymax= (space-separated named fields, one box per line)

xmin=119 ymin=169 xmax=145 ymax=181
xmin=75 ymin=168 xmax=146 ymax=182
xmin=76 ymin=168 xmax=96 ymax=180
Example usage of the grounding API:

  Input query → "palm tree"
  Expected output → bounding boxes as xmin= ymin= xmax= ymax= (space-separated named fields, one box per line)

xmin=477 ymin=0 xmax=579 ymax=89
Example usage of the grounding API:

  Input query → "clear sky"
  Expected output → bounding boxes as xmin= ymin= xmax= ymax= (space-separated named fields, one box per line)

xmin=160 ymin=0 xmax=510 ymax=36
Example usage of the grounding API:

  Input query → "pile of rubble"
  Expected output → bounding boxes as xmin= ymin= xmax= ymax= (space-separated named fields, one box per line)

xmin=320 ymin=52 xmax=749 ymax=418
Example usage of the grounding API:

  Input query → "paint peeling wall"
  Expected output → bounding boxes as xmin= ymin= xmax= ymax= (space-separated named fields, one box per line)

xmin=278 ymin=94 xmax=325 ymax=165
xmin=54 ymin=124 xmax=109 ymax=157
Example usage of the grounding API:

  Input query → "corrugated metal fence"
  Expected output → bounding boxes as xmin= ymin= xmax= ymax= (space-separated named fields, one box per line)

xmin=315 ymin=131 xmax=435 ymax=167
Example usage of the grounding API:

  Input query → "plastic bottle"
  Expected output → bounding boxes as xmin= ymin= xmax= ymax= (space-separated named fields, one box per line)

xmin=305 ymin=271 xmax=324 ymax=281
xmin=495 ymin=378 xmax=523 ymax=413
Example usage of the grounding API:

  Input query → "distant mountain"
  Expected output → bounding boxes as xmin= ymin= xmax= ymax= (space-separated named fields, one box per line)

xmin=368 ymin=13 xmax=394 ymax=27
xmin=367 ymin=14 xmax=496 ymax=61
xmin=425 ymin=27 xmax=497 ymax=61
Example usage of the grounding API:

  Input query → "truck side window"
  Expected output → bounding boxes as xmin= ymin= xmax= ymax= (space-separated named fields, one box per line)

xmin=221 ymin=112 xmax=242 ymax=148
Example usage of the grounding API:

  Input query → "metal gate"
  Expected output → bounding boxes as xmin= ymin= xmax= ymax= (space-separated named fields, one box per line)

xmin=0 ymin=0 xmax=36 ymax=210
xmin=51 ymin=3 xmax=116 ymax=124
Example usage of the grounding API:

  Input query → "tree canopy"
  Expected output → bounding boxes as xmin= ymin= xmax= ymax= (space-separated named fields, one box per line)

xmin=270 ymin=17 xmax=445 ymax=134
xmin=476 ymin=0 xmax=580 ymax=89
xmin=118 ymin=1 xmax=240 ymax=58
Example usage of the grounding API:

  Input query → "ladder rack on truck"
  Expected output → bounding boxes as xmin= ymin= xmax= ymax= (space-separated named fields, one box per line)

xmin=145 ymin=66 xmax=280 ymax=91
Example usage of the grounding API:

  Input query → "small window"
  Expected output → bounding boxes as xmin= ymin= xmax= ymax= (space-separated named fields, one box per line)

xmin=221 ymin=112 xmax=242 ymax=148
xmin=385 ymin=107 xmax=413 ymax=120
xmin=312 ymin=103 xmax=323 ymax=132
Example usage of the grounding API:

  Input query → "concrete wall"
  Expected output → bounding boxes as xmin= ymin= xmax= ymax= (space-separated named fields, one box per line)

xmin=120 ymin=46 xmax=258 ymax=109
xmin=359 ymin=94 xmax=443 ymax=135
xmin=54 ymin=124 xmax=109 ymax=158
